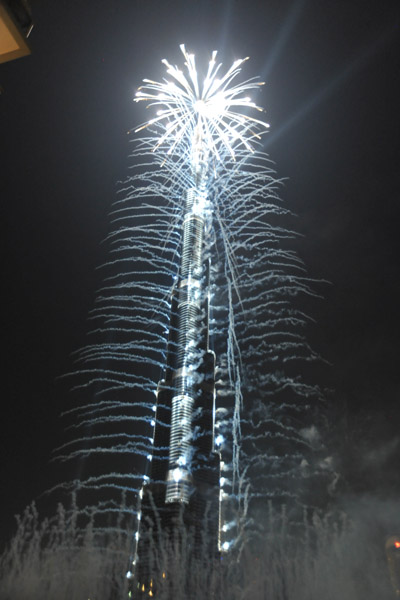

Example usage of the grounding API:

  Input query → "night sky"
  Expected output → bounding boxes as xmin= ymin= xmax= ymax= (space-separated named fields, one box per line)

xmin=1 ymin=0 xmax=399 ymax=544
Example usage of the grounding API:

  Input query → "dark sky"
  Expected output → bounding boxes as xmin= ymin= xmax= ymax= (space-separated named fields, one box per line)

xmin=1 ymin=0 xmax=399 ymax=542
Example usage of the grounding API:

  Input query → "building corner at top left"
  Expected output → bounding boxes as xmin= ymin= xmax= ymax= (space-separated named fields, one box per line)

xmin=0 ymin=0 xmax=33 ymax=67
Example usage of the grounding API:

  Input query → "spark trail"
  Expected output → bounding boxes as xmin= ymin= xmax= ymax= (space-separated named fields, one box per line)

xmin=57 ymin=46 xmax=326 ymax=551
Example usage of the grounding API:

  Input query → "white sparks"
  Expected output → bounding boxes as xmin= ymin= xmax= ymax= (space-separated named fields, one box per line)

xmin=134 ymin=44 xmax=269 ymax=167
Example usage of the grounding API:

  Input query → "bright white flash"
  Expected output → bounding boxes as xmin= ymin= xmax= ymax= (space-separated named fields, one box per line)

xmin=134 ymin=45 xmax=269 ymax=164
xmin=172 ymin=467 xmax=183 ymax=483
xmin=215 ymin=434 xmax=224 ymax=446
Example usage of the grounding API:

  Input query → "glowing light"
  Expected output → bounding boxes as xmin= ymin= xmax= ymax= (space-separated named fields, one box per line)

xmin=215 ymin=434 xmax=224 ymax=446
xmin=172 ymin=467 xmax=183 ymax=482
xmin=222 ymin=541 xmax=230 ymax=551
xmin=395 ymin=541 xmax=400 ymax=548
xmin=134 ymin=44 xmax=269 ymax=166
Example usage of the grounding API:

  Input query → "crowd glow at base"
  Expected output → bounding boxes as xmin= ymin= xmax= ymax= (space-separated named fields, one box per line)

xmin=1 ymin=498 xmax=399 ymax=599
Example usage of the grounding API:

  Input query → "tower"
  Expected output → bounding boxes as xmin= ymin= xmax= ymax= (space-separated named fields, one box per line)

xmin=123 ymin=45 xmax=270 ymax=597
xmin=132 ymin=143 xmax=221 ymax=598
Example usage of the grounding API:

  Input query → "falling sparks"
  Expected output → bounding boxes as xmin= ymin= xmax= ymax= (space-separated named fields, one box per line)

xmin=134 ymin=44 xmax=270 ymax=164
xmin=57 ymin=46 xmax=325 ymax=560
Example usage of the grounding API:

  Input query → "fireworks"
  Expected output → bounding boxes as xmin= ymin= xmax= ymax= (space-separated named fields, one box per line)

xmin=134 ymin=44 xmax=270 ymax=167
xmin=57 ymin=46 xmax=323 ymax=554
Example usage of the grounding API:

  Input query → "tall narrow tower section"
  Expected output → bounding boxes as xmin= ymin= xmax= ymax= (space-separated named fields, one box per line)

xmin=166 ymin=174 xmax=219 ymax=508
xmin=135 ymin=164 xmax=221 ymax=588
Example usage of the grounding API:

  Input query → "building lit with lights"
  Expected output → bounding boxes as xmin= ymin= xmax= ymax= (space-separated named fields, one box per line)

xmin=123 ymin=45 xmax=270 ymax=596
xmin=131 ymin=167 xmax=222 ymax=596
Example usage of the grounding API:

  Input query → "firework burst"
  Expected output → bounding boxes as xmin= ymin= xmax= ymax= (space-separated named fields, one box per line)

xmin=134 ymin=44 xmax=270 ymax=168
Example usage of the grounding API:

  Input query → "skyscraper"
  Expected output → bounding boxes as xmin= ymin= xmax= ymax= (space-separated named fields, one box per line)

xmin=127 ymin=46 xmax=270 ymax=595
xmin=133 ymin=178 xmax=221 ymax=594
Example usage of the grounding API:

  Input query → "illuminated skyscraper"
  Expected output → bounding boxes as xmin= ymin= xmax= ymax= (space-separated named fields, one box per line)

xmin=127 ymin=46 xmax=270 ymax=593
xmin=134 ymin=180 xmax=221 ymax=592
